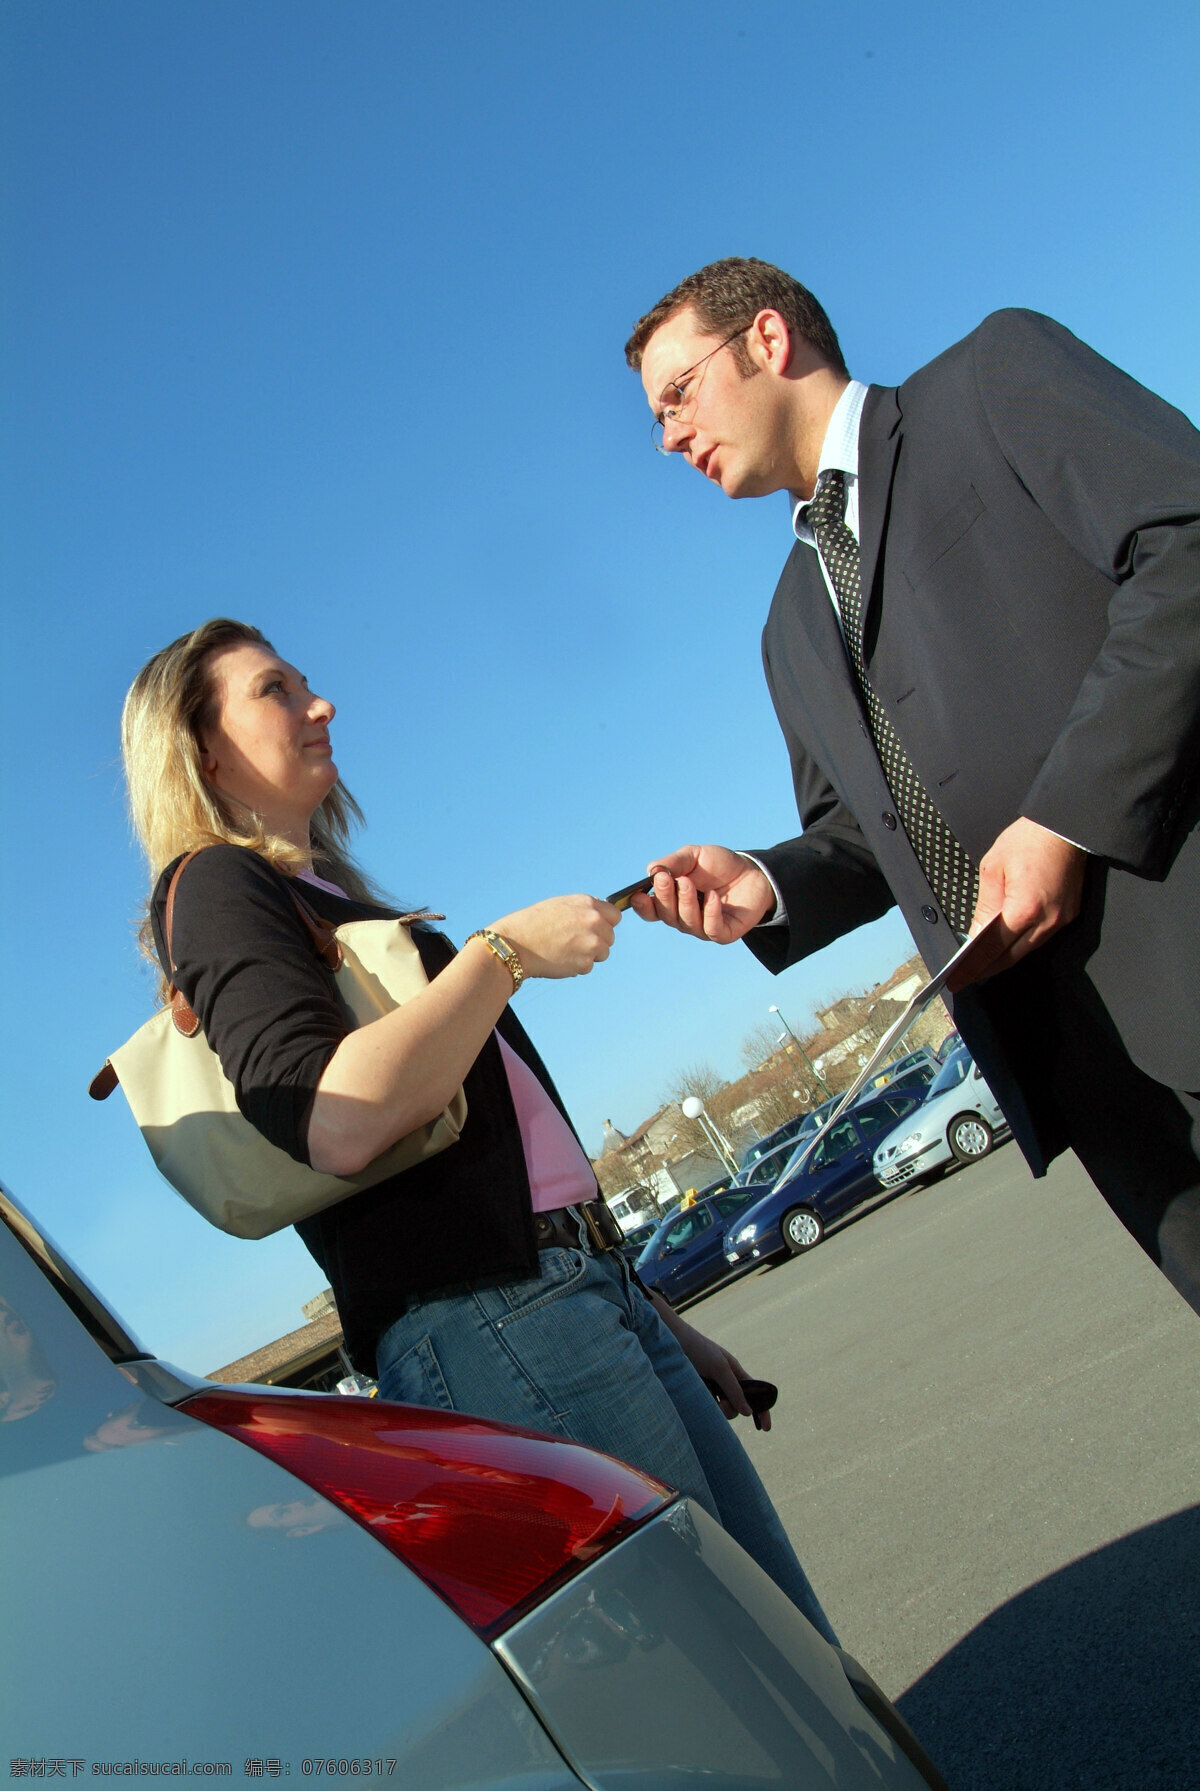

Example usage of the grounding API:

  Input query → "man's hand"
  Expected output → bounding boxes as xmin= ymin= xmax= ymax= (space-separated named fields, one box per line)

xmin=970 ymin=816 xmax=1086 ymax=976
xmin=630 ymin=845 xmax=774 ymax=943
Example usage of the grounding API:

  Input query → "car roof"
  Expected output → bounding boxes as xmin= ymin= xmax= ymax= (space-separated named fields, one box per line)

xmin=646 ymin=1179 xmax=733 ymax=1231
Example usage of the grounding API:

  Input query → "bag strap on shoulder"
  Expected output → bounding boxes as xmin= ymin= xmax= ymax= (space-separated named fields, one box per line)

xmin=160 ymin=849 xmax=344 ymax=1035
xmin=163 ymin=848 xmax=447 ymax=1031
xmin=89 ymin=851 xmax=448 ymax=1102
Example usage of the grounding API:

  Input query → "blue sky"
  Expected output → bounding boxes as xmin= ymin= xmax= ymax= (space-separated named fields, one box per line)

xmin=3 ymin=0 xmax=1198 ymax=1373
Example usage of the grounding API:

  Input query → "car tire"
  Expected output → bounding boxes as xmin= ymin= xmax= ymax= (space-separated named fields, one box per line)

xmin=782 ymin=1206 xmax=825 ymax=1253
xmin=948 ymin=1114 xmax=993 ymax=1163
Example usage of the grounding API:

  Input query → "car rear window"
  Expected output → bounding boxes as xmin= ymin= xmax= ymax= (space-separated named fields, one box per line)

xmin=930 ymin=1050 xmax=971 ymax=1094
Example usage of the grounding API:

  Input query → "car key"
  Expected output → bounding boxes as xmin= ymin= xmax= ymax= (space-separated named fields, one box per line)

xmin=607 ymin=876 xmax=655 ymax=911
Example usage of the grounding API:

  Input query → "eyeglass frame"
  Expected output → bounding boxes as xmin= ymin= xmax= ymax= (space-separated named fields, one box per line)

xmin=650 ymin=325 xmax=752 ymax=453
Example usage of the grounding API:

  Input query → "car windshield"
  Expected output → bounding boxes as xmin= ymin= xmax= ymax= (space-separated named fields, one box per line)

xmin=741 ymin=1145 xmax=793 ymax=1186
xmin=737 ymin=1116 xmax=804 ymax=1171
xmin=929 ymin=1048 xmax=971 ymax=1095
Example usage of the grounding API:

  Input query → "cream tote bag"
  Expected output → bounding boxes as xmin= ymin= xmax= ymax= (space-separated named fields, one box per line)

xmin=90 ymin=852 xmax=466 ymax=1239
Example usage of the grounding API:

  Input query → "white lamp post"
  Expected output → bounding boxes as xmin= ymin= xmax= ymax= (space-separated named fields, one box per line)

xmin=769 ymin=1004 xmax=832 ymax=1100
xmin=680 ymin=1095 xmax=739 ymax=1175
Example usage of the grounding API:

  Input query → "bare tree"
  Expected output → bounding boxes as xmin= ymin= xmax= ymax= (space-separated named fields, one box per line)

xmin=665 ymin=1062 xmax=726 ymax=1104
xmin=740 ymin=1019 xmax=786 ymax=1073
xmin=661 ymin=1063 xmax=727 ymax=1156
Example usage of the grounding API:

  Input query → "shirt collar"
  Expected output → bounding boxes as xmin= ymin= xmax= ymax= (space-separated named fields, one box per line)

xmin=790 ymin=378 xmax=869 ymax=538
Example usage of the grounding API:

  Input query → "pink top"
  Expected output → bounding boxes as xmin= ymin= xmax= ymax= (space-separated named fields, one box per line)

xmin=494 ymin=1034 xmax=597 ymax=1213
xmin=296 ymin=870 xmax=595 ymax=1213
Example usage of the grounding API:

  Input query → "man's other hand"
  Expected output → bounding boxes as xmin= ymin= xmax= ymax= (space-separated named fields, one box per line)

xmin=630 ymin=846 xmax=774 ymax=943
xmin=971 ymin=817 xmax=1086 ymax=975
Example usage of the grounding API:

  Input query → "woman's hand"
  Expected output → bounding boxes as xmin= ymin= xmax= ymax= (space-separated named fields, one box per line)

xmin=648 ymin=1292 xmax=768 ymax=1430
xmin=490 ymin=894 xmax=621 ymax=980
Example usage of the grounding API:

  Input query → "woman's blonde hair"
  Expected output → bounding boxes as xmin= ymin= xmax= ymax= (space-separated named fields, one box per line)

xmin=122 ymin=619 xmax=379 ymax=967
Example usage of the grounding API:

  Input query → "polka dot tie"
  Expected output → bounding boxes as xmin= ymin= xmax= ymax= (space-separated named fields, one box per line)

xmin=808 ymin=469 xmax=979 ymax=936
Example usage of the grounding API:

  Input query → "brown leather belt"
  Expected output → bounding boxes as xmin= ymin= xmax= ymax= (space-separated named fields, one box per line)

xmin=534 ymin=1198 xmax=623 ymax=1254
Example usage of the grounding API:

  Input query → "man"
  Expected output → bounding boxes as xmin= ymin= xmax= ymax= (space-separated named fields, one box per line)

xmin=624 ymin=257 xmax=1200 ymax=1313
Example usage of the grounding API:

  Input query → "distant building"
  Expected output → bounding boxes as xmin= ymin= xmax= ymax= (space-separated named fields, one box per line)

xmin=208 ymin=1292 xmax=350 ymax=1392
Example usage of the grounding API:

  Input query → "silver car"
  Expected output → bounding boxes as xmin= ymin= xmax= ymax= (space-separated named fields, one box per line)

xmin=1 ymin=1178 xmax=947 ymax=1788
xmin=873 ymin=1045 xmax=1010 ymax=1190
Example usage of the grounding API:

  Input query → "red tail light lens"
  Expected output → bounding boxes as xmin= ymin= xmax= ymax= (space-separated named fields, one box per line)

xmin=182 ymin=1391 xmax=671 ymax=1637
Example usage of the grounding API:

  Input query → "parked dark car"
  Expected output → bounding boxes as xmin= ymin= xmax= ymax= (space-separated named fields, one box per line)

xmin=856 ymin=1047 xmax=940 ymax=1103
xmin=733 ymin=1112 xmax=811 ymax=1181
xmin=722 ymin=1089 xmax=928 ymax=1263
xmin=635 ymin=1180 xmax=759 ymax=1305
xmin=616 ymin=1216 xmax=660 ymax=1265
xmin=733 ymin=1096 xmax=843 ymax=1191
xmin=731 ymin=1088 xmax=887 ymax=1211
xmin=731 ymin=1135 xmax=802 ymax=1195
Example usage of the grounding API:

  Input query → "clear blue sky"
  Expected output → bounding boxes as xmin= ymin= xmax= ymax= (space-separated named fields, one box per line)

xmin=3 ymin=0 xmax=1198 ymax=1373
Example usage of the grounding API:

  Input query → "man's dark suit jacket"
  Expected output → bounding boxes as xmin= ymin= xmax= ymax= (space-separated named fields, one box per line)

xmin=745 ymin=309 xmax=1200 ymax=1172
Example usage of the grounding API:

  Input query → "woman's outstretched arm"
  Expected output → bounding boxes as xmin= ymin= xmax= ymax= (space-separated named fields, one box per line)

xmin=307 ymin=893 xmax=619 ymax=1176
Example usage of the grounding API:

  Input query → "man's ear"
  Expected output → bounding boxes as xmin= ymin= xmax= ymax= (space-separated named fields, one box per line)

xmin=747 ymin=309 xmax=792 ymax=375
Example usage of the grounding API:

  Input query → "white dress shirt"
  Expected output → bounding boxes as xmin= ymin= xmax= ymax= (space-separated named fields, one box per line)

xmin=745 ymin=381 xmax=868 ymax=924
xmin=790 ymin=378 xmax=869 ymax=635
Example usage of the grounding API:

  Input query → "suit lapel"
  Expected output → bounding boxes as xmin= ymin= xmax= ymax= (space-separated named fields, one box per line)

xmin=857 ymin=384 xmax=904 ymax=652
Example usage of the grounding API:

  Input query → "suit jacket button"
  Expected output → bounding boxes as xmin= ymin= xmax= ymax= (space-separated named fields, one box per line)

xmin=921 ymin=904 xmax=939 ymax=923
xmin=881 ymin=811 xmax=897 ymax=830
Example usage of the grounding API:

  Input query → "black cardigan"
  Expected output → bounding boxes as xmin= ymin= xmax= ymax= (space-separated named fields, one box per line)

xmin=152 ymin=845 xmax=598 ymax=1373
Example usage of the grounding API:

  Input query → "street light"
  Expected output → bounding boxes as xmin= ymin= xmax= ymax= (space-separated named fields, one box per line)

xmin=769 ymin=1004 xmax=832 ymax=1100
xmin=680 ymin=1095 xmax=739 ymax=1175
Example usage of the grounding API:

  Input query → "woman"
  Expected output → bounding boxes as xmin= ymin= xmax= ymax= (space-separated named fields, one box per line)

xmin=121 ymin=617 xmax=834 ymax=1640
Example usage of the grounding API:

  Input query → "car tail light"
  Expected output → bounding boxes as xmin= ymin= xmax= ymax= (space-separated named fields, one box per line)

xmin=182 ymin=1390 xmax=671 ymax=1637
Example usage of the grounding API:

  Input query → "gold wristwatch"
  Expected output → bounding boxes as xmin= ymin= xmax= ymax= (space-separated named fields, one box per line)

xmin=466 ymin=928 xmax=525 ymax=993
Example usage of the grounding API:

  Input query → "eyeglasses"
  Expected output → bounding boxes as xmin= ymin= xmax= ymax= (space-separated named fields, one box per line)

xmin=651 ymin=326 xmax=750 ymax=453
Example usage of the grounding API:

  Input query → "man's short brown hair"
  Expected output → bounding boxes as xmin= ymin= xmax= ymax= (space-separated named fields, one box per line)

xmin=625 ymin=256 xmax=848 ymax=380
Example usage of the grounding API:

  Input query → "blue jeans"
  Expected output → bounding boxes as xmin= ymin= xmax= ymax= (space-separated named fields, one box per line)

xmin=375 ymin=1239 xmax=837 ymax=1643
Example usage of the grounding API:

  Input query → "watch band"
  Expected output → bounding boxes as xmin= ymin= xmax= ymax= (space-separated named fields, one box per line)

xmin=466 ymin=928 xmax=525 ymax=993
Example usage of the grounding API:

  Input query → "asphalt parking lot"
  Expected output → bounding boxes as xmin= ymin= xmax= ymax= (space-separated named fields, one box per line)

xmin=693 ymin=1144 xmax=1200 ymax=1791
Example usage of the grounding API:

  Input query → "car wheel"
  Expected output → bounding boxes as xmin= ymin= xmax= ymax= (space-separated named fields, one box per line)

xmin=948 ymin=1114 xmax=993 ymax=1163
xmin=782 ymin=1207 xmax=825 ymax=1253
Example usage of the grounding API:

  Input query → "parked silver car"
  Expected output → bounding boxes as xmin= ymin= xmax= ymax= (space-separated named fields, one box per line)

xmin=0 ymin=1178 xmax=947 ymax=1788
xmin=872 ymin=1044 xmax=1010 ymax=1190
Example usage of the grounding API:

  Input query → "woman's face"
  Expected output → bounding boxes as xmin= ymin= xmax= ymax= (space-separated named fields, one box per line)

xmin=199 ymin=641 xmax=338 ymax=843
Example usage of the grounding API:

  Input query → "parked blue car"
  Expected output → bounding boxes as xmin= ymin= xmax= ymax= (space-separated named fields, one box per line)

xmin=734 ymin=1112 xmax=812 ymax=1181
xmin=635 ymin=1181 xmax=759 ymax=1306
xmin=722 ymin=1089 xmax=928 ymax=1263
xmin=731 ymin=1097 xmax=842 ymax=1194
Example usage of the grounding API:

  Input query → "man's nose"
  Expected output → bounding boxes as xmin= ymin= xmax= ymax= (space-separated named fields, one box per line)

xmin=660 ymin=413 xmax=694 ymax=455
